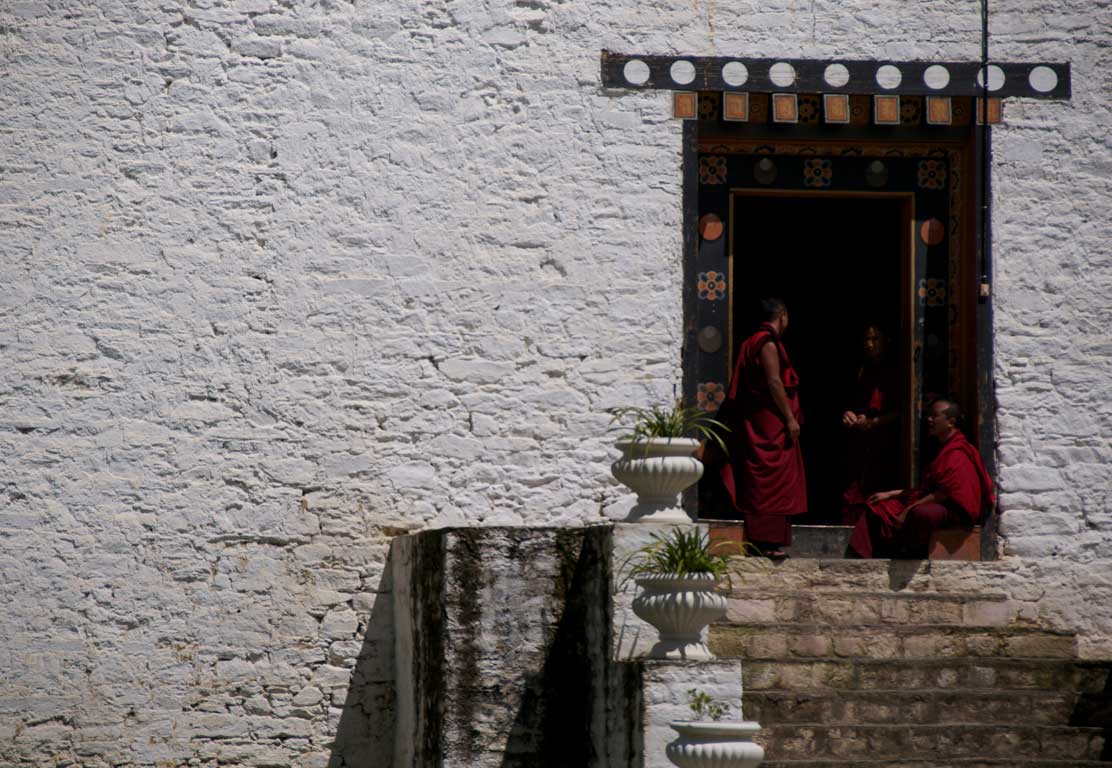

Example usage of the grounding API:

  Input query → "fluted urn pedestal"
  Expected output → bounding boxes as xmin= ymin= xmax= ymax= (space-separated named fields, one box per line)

xmin=610 ymin=438 xmax=703 ymax=523
xmin=665 ymin=721 xmax=765 ymax=768
xmin=631 ymin=573 xmax=727 ymax=660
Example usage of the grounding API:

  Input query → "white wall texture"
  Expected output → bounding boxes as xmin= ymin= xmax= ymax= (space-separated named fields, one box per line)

xmin=0 ymin=0 xmax=1108 ymax=764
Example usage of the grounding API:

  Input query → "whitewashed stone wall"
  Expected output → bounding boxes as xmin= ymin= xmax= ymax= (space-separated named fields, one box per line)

xmin=0 ymin=0 xmax=1108 ymax=764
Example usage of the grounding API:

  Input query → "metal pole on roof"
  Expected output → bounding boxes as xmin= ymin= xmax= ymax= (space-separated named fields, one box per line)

xmin=979 ymin=0 xmax=991 ymax=300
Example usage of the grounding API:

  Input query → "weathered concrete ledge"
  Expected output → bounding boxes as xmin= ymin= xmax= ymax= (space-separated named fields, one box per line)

xmin=390 ymin=524 xmax=742 ymax=767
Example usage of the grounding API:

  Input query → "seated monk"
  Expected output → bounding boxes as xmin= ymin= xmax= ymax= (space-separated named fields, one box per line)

xmin=847 ymin=397 xmax=994 ymax=559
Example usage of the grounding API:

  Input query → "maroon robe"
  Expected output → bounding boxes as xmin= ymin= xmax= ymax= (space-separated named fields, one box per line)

xmin=717 ymin=323 xmax=808 ymax=545
xmin=848 ymin=431 xmax=994 ymax=558
xmin=841 ymin=360 xmax=899 ymax=521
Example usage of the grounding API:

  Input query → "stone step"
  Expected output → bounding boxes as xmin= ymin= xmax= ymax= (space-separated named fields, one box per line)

xmin=755 ymin=723 xmax=1106 ymax=762
xmin=760 ymin=760 xmax=1112 ymax=767
xmin=711 ymin=624 xmax=1077 ymax=660
xmin=743 ymin=689 xmax=1081 ymax=727
xmin=783 ymin=525 xmax=855 ymax=558
xmin=725 ymin=557 xmax=1018 ymax=595
xmin=743 ymin=658 xmax=1112 ymax=694
xmin=724 ymin=590 xmax=1015 ymax=628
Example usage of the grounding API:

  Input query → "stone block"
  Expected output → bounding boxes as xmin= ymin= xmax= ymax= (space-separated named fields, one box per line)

xmin=929 ymin=526 xmax=983 ymax=561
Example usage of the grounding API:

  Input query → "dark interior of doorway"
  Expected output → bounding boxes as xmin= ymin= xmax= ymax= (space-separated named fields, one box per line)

xmin=729 ymin=195 xmax=905 ymax=524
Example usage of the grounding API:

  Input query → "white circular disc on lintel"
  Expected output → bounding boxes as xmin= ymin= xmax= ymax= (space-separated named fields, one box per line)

xmin=824 ymin=63 xmax=850 ymax=88
xmin=923 ymin=64 xmax=950 ymax=90
xmin=722 ymin=61 xmax=748 ymax=87
xmin=624 ymin=59 xmax=650 ymax=85
xmin=670 ymin=59 xmax=697 ymax=85
xmin=876 ymin=64 xmax=902 ymax=89
xmin=769 ymin=62 xmax=796 ymax=87
xmin=977 ymin=64 xmax=1006 ymax=91
xmin=1029 ymin=65 xmax=1058 ymax=93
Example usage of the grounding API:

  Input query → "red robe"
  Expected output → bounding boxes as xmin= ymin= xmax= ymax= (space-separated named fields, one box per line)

xmin=717 ymin=323 xmax=808 ymax=544
xmin=848 ymin=431 xmax=994 ymax=557
xmin=841 ymin=360 xmax=899 ymax=519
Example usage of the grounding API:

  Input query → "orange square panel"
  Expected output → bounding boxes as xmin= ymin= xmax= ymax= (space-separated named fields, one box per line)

xmin=823 ymin=94 xmax=850 ymax=124
xmin=926 ymin=96 xmax=953 ymax=125
xmin=771 ymin=93 xmax=798 ymax=123
xmin=673 ymin=91 xmax=697 ymax=119
xmin=723 ymin=92 xmax=749 ymax=122
xmin=874 ymin=94 xmax=900 ymax=125
xmin=976 ymin=97 xmax=1003 ymax=124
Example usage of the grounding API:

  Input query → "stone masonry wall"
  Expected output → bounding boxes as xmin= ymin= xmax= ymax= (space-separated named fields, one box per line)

xmin=0 ymin=0 xmax=1109 ymax=764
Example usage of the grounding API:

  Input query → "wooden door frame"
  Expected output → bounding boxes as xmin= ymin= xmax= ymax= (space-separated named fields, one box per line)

xmin=682 ymin=123 xmax=995 ymax=547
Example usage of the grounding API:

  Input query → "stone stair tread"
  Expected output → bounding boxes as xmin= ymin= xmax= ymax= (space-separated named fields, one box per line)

xmin=743 ymin=688 xmax=1080 ymax=725
xmin=716 ymin=622 xmax=1069 ymax=634
xmin=722 ymin=590 xmax=1021 ymax=628
xmin=724 ymin=558 xmax=1021 ymax=595
xmin=711 ymin=622 xmax=1078 ymax=660
xmin=744 ymin=657 xmax=1112 ymax=693
xmin=754 ymin=723 xmax=1106 ymax=761
xmin=725 ymin=588 xmax=1010 ymax=600
xmin=760 ymin=761 xmax=1112 ymax=767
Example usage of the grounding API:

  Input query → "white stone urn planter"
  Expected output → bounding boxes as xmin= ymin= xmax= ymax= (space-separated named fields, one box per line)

xmin=632 ymin=573 xmax=727 ymax=660
xmin=666 ymin=721 xmax=765 ymax=768
xmin=611 ymin=437 xmax=703 ymax=523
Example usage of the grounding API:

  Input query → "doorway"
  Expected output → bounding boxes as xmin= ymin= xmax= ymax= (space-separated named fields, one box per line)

xmin=729 ymin=194 xmax=911 ymax=522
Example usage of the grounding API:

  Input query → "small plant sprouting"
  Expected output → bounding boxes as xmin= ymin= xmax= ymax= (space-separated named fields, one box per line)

xmin=624 ymin=527 xmax=732 ymax=580
xmin=687 ymin=688 xmax=731 ymax=721
xmin=606 ymin=399 xmax=730 ymax=456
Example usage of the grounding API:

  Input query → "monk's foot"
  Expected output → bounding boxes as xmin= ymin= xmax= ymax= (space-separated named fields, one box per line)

xmin=762 ymin=548 xmax=789 ymax=560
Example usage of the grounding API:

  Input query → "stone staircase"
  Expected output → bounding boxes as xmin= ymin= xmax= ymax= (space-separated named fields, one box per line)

xmin=708 ymin=558 xmax=1112 ymax=766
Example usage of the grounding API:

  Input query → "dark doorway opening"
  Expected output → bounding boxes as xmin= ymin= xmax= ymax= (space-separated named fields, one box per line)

xmin=724 ymin=194 xmax=910 ymax=523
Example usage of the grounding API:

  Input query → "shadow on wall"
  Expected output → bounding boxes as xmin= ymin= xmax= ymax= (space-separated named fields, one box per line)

xmin=329 ymin=547 xmax=396 ymax=767
xmin=1069 ymin=663 xmax=1112 ymax=761
xmin=498 ymin=529 xmax=639 ymax=768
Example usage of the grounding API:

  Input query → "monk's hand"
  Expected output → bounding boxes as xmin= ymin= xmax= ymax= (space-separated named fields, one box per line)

xmin=868 ymin=490 xmax=900 ymax=504
xmin=786 ymin=417 xmax=801 ymax=441
xmin=842 ymin=410 xmax=858 ymax=427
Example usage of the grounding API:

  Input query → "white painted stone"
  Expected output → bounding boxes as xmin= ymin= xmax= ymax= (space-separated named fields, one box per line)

xmin=0 ymin=0 xmax=1109 ymax=764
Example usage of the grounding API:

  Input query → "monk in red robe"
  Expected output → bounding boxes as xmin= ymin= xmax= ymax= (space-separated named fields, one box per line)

xmin=706 ymin=298 xmax=807 ymax=557
xmin=840 ymin=325 xmax=899 ymax=522
xmin=847 ymin=397 xmax=994 ymax=559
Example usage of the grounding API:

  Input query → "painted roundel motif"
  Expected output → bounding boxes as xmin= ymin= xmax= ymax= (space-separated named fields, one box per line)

xmin=699 ymin=213 xmax=724 ymax=241
xmin=697 ymin=271 xmax=727 ymax=300
xmin=920 ymin=218 xmax=945 ymax=245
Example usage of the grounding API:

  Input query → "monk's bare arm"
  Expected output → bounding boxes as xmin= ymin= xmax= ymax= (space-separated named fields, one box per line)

xmin=907 ymin=489 xmax=948 ymax=510
xmin=760 ymin=342 xmax=800 ymax=439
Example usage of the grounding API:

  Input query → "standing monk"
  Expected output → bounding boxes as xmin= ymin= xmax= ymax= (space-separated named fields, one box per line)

xmin=840 ymin=324 xmax=899 ymax=521
xmin=847 ymin=398 xmax=994 ymax=559
xmin=710 ymin=298 xmax=808 ymax=557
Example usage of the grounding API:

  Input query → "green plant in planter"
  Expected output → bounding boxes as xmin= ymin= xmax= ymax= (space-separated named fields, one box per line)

xmin=625 ymin=527 xmax=733 ymax=580
xmin=686 ymin=688 xmax=733 ymax=721
xmin=607 ymin=400 xmax=730 ymax=455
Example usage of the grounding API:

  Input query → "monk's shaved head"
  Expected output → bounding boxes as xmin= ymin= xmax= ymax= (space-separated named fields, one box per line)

xmin=934 ymin=398 xmax=962 ymax=424
xmin=760 ymin=298 xmax=787 ymax=321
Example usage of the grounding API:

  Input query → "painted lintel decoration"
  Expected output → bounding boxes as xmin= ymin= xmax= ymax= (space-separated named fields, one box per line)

xmin=823 ymin=94 xmax=850 ymax=124
xmin=874 ymin=95 xmax=901 ymax=125
xmin=926 ymin=96 xmax=953 ymax=125
xmin=673 ymin=91 xmax=697 ymax=119
xmin=723 ymin=92 xmax=749 ymax=121
xmin=601 ymin=51 xmax=1071 ymax=100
